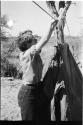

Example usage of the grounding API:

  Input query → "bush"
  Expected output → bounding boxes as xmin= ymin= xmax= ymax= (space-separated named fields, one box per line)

xmin=1 ymin=35 xmax=22 ymax=78
xmin=1 ymin=57 xmax=17 ymax=77
xmin=1 ymin=56 xmax=23 ymax=79
xmin=4 ymin=64 xmax=17 ymax=78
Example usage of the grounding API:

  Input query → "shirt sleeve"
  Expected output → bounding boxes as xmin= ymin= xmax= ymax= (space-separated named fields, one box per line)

xmin=29 ymin=45 xmax=41 ymax=61
xmin=19 ymin=51 xmax=30 ymax=66
xmin=20 ymin=45 xmax=40 ymax=63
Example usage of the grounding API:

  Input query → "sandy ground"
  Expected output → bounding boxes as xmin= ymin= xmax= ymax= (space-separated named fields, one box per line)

xmin=1 ymin=77 xmax=22 ymax=121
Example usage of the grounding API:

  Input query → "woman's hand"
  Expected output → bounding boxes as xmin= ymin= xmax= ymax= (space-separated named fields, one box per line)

xmin=50 ymin=19 xmax=58 ymax=30
xmin=35 ymin=19 xmax=58 ymax=52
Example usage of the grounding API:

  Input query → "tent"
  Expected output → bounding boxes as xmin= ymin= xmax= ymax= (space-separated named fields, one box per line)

xmin=40 ymin=42 xmax=82 ymax=121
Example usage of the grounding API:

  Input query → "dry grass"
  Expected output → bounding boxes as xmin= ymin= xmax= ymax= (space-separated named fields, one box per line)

xmin=1 ymin=77 xmax=22 ymax=121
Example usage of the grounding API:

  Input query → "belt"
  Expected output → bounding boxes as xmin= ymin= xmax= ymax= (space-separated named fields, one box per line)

xmin=27 ymin=81 xmax=43 ymax=88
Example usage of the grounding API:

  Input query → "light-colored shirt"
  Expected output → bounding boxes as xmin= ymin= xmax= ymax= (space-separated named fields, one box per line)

xmin=20 ymin=45 xmax=43 ymax=85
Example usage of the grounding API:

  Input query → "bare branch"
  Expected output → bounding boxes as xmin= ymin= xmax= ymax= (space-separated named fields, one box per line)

xmin=65 ymin=1 xmax=71 ymax=11
xmin=46 ymin=1 xmax=72 ymax=45
xmin=58 ymin=1 xmax=71 ymax=21
xmin=46 ymin=1 xmax=59 ymax=18
xmin=55 ymin=1 xmax=71 ymax=45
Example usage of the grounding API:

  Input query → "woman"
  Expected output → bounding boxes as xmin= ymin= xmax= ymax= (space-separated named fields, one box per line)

xmin=17 ymin=20 xmax=58 ymax=121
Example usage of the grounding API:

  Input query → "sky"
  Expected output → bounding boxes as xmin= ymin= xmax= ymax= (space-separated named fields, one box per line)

xmin=1 ymin=1 xmax=83 ymax=37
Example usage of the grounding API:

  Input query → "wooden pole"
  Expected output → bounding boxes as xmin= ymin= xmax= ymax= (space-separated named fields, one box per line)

xmin=46 ymin=1 xmax=71 ymax=44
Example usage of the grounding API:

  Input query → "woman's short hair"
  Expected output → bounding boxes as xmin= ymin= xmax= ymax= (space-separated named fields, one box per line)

xmin=17 ymin=30 xmax=37 ymax=52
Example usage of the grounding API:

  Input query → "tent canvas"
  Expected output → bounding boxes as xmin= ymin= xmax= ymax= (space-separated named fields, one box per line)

xmin=41 ymin=42 xmax=82 ymax=121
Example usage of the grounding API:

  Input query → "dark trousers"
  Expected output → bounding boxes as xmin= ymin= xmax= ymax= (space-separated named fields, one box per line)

xmin=18 ymin=84 xmax=51 ymax=121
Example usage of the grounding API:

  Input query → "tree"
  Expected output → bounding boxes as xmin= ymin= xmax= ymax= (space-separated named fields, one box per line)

xmin=0 ymin=15 xmax=9 ymax=41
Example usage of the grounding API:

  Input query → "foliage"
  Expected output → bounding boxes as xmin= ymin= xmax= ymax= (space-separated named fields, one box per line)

xmin=1 ymin=36 xmax=21 ymax=78
xmin=0 ymin=15 xmax=9 ymax=41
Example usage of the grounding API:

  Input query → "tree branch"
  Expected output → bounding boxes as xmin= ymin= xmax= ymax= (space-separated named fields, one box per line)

xmin=57 ymin=1 xmax=71 ymax=44
xmin=46 ymin=1 xmax=59 ymax=18
xmin=46 ymin=1 xmax=71 ymax=44
xmin=58 ymin=1 xmax=71 ymax=21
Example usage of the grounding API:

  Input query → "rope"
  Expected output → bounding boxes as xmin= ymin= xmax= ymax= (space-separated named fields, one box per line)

xmin=32 ymin=1 xmax=55 ymax=20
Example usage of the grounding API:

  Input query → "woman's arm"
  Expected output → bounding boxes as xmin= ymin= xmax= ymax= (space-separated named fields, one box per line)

xmin=36 ymin=20 xmax=58 ymax=52
xmin=22 ymin=20 xmax=58 ymax=58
